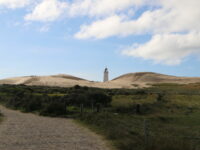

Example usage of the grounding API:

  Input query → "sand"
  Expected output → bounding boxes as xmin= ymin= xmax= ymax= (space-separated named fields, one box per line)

xmin=1 ymin=72 xmax=200 ymax=89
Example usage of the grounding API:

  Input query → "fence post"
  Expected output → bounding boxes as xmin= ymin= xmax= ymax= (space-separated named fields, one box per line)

xmin=80 ymin=104 xmax=84 ymax=116
xmin=96 ymin=103 xmax=100 ymax=113
xmin=74 ymin=142 xmax=77 ymax=150
xmin=136 ymin=104 xmax=141 ymax=114
xmin=91 ymin=103 xmax=94 ymax=113
xmin=144 ymin=119 xmax=149 ymax=147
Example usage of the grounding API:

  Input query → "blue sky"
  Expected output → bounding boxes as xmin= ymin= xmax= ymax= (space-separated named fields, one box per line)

xmin=0 ymin=0 xmax=200 ymax=81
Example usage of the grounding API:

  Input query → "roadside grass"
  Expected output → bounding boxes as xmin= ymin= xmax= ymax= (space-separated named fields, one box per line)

xmin=77 ymin=84 xmax=200 ymax=150
xmin=77 ymin=111 xmax=197 ymax=150
xmin=0 ymin=111 xmax=4 ymax=123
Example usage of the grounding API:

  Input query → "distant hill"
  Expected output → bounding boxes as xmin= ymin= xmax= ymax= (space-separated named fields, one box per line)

xmin=0 ymin=74 xmax=90 ymax=87
xmin=111 ymin=72 xmax=200 ymax=88
xmin=1 ymin=72 xmax=200 ymax=89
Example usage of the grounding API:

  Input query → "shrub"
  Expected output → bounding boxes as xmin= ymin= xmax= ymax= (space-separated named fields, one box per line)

xmin=41 ymin=101 xmax=66 ymax=116
xmin=87 ymin=91 xmax=112 ymax=107
xmin=24 ymin=96 xmax=42 ymax=112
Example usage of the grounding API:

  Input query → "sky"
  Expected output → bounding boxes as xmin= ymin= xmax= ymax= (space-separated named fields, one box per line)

xmin=0 ymin=0 xmax=200 ymax=81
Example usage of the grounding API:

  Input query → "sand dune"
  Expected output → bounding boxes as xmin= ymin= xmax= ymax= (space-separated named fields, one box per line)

xmin=0 ymin=74 xmax=91 ymax=87
xmin=1 ymin=72 xmax=200 ymax=89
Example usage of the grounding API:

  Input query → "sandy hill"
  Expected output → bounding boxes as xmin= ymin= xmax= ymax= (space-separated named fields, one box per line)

xmin=0 ymin=72 xmax=200 ymax=89
xmin=112 ymin=72 xmax=200 ymax=88
xmin=0 ymin=74 xmax=90 ymax=87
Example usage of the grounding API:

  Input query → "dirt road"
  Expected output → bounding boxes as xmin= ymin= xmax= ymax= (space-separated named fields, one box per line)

xmin=0 ymin=105 xmax=109 ymax=150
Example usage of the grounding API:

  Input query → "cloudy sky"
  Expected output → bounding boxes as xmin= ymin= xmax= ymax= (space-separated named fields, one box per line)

xmin=0 ymin=0 xmax=200 ymax=81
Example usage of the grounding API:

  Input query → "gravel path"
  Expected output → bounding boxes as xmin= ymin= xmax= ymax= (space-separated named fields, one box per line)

xmin=0 ymin=105 xmax=110 ymax=150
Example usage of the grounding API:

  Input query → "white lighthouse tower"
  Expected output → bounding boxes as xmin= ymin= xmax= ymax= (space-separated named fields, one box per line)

xmin=103 ymin=68 xmax=109 ymax=82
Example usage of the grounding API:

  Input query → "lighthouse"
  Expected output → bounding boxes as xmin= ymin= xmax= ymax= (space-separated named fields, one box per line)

xmin=103 ymin=68 xmax=109 ymax=82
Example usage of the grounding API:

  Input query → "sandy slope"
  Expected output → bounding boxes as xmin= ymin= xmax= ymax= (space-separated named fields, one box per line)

xmin=1 ymin=72 xmax=200 ymax=89
xmin=0 ymin=105 xmax=109 ymax=150
xmin=112 ymin=72 xmax=200 ymax=88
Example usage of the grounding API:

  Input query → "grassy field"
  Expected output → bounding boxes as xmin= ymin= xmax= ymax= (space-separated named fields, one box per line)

xmin=78 ymin=83 xmax=200 ymax=150
xmin=0 ymin=84 xmax=200 ymax=150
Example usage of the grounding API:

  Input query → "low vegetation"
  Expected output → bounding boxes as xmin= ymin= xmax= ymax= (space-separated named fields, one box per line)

xmin=0 ymin=83 xmax=200 ymax=150
xmin=0 ymin=112 xmax=3 ymax=123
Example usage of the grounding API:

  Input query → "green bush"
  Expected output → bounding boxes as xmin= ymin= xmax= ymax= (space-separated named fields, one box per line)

xmin=41 ymin=101 xmax=66 ymax=116
xmin=24 ymin=96 xmax=42 ymax=112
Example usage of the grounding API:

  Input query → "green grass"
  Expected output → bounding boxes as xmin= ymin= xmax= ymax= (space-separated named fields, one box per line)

xmin=112 ymin=94 xmax=157 ymax=107
xmin=1 ymin=84 xmax=200 ymax=150
xmin=33 ymin=93 xmax=66 ymax=97
xmin=47 ymin=93 xmax=66 ymax=97
xmin=168 ymin=94 xmax=200 ymax=108
xmin=0 ymin=112 xmax=3 ymax=123
xmin=78 ymin=111 xmax=198 ymax=150
xmin=77 ymin=84 xmax=200 ymax=150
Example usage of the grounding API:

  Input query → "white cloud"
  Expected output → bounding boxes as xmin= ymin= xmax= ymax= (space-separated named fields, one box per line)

xmin=75 ymin=0 xmax=200 ymax=39
xmin=0 ymin=0 xmax=30 ymax=9
xmin=68 ymin=0 xmax=147 ymax=17
xmin=24 ymin=0 xmax=68 ymax=22
xmin=75 ymin=15 xmax=124 ymax=39
xmin=75 ymin=14 xmax=155 ymax=39
xmin=2 ymin=0 xmax=200 ymax=65
xmin=73 ymin=0 xmax=200 ymax=65
xmin=24 ymin=0 xmax=147 ymax=22
xmin=122 ymin=32 xmax=200 ymax=65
